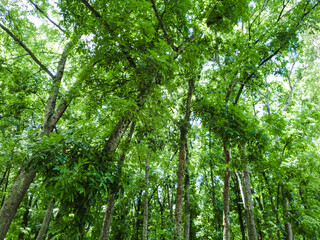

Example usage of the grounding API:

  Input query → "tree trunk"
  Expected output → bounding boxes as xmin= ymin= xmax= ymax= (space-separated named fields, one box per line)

xmin=142 ymin=153 xmax=150 ymax=240
xmin=184 ymin=143 xmax=190 ymax=240
xmin=36 ymin=200 xmax=55 ymax=240
xmin=99 ymin=195 xmax=115 ymax=240
xmin=0 ymin=169 xmax=36 ymax=240
xmin=135 ymin=190 xmax=143 ymax=240
xmin=242 ymin=165 xmax=258 ymax=240
xmin=233 ymin=175 xmax=246 ymax=240
xmin=18 ymin=195 xmax=33 ymax=240
xmin=222 ymin=143 xmax=230 ymax=240
xmin=0 ymin=43 xmax=70 ymax=239
xmin=99 ymin=122 xmax=135 ymax=239
xmin=174 ymin=78 xmax=194 ymax=240
xmin=282 ymin=186 xmax=293 ymax=240
xmin=0 ymin=168 xmax=10 ymax=208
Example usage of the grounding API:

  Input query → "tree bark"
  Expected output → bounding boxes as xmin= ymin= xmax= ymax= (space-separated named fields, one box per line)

xmin=99 ymin=195 xmax=115 ymax=240
xmin=0 ymin=168 xmax=10 ymax=208
xmin=282 ymin=186 xmax=293 ymax=240
xmin=18 ymin=195 xmax=33 ymax=239
xmin=0 ymin=169 xmax=36 ymax=239
xmin=184 ymin=143 xmax=190 ymax=240
xmin=233 ymin=175 xmax=246 ymax=240
xmin=142 ymin=153 xmax=151 ymax=240
xmin=242 ymin=165 xmax=258 ymax=240
xmin=174 ymin=78 xmax=194 ymax=240
xmin=36 ymin=200 xmax=55 ymax=240
xmin=0 ymin=42 xmax=70 ymax=239
xmin=222 ymin=143 xmax=231 ymax=240
xmin=98 ymin=122 xmax=135 ymax=239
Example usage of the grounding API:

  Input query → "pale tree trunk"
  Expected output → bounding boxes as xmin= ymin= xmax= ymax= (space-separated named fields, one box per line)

xmin=0 ymin=38 xmax=70 ymax=239
xmin=142 ymin=153 xmax=151 ymax=240
xmin=183 ymin=143 xmax=190 ymax=240
xmin=282 ymin=186 xmax=293 ymax=240
xmin=233 ymin=175 xmax=246 ymax=240
xmin=242 ymin=165 xmax=258 ymax=240
xmin=222 ymin=143 xmax=231 ymax=240
xmin=174 ymin=78 xmax=195 ymax=240
xmin=36 ymin=200 xmax=55 ymax=240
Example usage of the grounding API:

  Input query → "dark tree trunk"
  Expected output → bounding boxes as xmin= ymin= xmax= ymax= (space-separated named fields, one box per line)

xmin=0 ymin=168 xmax=10 ymax=208
xmin=36 ymin=200 xmax=55 ymax=240
xmin=184 ymin=143 xmax=190 ymax=240
xmin=222 ymin=143 xmax=230 ymax=240
xmin=18 ymin=195 xmax=33 ymax=240
xmin=174 ymin=78 xmax=194 ymax=240
xmin=135 ymin=190 xmax=143 ymax=240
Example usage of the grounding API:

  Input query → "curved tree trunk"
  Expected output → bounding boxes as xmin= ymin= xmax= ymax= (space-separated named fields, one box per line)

xmin=0 ymin=41 xmax=70 ymax=239
xmin=36 ymin=200 xmax=55 ymax=240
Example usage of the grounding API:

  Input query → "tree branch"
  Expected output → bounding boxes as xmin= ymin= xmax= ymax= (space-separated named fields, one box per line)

xmin=80 ymin=0 xmax=110 ymax=30
xmin=150 ymin=0 xmax=177 ymax=52
xmin=28 ymin=0 xmax=65 ymax=32
xmin=0 ymin=22 xmax=55 ymax=79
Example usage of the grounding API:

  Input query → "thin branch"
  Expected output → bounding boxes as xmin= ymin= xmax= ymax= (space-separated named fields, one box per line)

xmin=28 ymin=0 xmax=65 ymax=32
xmin=80 ymin=0 xmax=110 ymax=30
xmin=150 ymin=0 xmax=178 ymax=52
xmin=0 ymin=22 xmax=55 ymax=79
xmin=233 ymin=48 xmax=281 ymax=105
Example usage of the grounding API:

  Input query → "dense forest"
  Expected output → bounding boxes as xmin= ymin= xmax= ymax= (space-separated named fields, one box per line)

xmin=1 ymin=0 xmax=320 ymax=239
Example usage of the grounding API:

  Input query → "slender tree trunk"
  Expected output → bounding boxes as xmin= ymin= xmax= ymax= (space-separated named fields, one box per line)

xmin=36 ymin=200 xmax=55 ymax=240
xmin=234 ymin=175 xmax=246 ymax=240
xmin=0 ymin=168 xmax=10 ymax=208
xmin=157 ymin=190 xmax=165 ymax=240
xmin=282 ymin=186 xmax=293 ymax=240
xmin=242 ymin=165 xmax=258 ymax=240
xmin=174 ymin=78 xmax=194 ymax=240
xmin=18 ymin=195 xmax=33 ymax=239
xmin=135 ymin=190 xmax=143 ymax=240
xmin=99 ymin=195 xmax=115 ymax=240
xmin=142 ymin=153 xmax=150 ymax=240
xmin=222 ymin=143 xmax=231 ymax=240
xmin=0 ymin=168 xmax=9 ymax=189
xmin=184 ymin=143 xmax=190 ymax=240
xmin=276 ymin=183 xmax=280 ymax=239
xmin=169 ymin=185 xmax=173 ymax=223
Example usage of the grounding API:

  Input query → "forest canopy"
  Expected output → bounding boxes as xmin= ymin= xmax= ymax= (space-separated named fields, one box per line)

xmin=0 ymin=0 xmax=320 ymax=239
